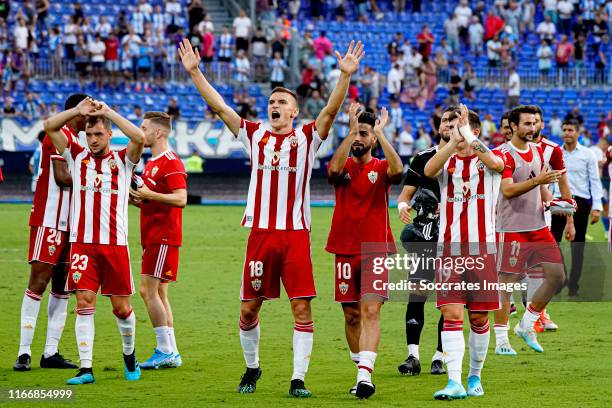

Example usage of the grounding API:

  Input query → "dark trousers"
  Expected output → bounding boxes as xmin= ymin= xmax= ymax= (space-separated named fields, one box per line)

xmin=550 ymin=196 xmax=591 ymax=293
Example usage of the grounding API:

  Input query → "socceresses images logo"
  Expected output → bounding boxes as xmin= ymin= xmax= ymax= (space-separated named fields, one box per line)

xmin=252 ymin=279 xmax=262 ymax=291
xmin=72 ymin=271 xmax=81 ymax=283
xmin=339 ymin=282 xmax=349 ymax=295
xmin=368 ymin=171 xmax=378 ymax=184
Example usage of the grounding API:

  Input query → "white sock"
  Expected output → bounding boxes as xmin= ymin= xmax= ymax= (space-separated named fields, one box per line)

xmin=292 ymin=321 xmax=314 ymax=381
xmin=494 ymin=324 xmax=510 ymax=346
xmin=75 ymin=308 xmax=95 ymax=368
xmin=469 ymin=320 xmax=490 ymax=378
xmin=442 ymin=320 xmax=465 ymax=384
xmin=168 ymin=327 xmax=179 ymax=354
xmin=18 ymin=290 xmax=42 ymax=356
xmin=349 ymin=351 xmax=360 ymax=365
xmin=520 ymin=304 xmax=540 ymax=330
xmin=239 ymin=318 xmax=260 ymax=369
xmin=527 ymin=268 xmax=544 ymax=302
xmin=357 ymin=351 xmax=377 ymax=384
xmin=408 ymin=344 xmax=419 ymax=359
xmin=432 ymin=350 xmax=444 ymax=362
xmin=115 ymin=309 xmax=135 ymax=355
xmin=44 ymin=292 xmax=69 ymax=358
xmin=154 ymin=326 xmax=172 ymax=354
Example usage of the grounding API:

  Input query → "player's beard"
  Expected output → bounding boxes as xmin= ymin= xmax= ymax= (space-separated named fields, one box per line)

xmin=351 ymin=144 xmax=371 ymax=157
xmin=440 ymin=132 xmax=451 ymax=142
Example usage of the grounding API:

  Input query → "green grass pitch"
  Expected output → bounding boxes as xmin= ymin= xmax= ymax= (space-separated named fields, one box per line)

xmin=0 ymin=204 xmax=611 ymax=407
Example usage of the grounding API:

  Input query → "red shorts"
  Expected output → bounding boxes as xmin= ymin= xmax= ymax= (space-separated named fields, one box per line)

xmin=240 ymin=229 xmax=316 ymax=301
xmin=334 ymin=254 xmax=389 ymax=302
xmin=497 ymin=228 xmax=563 ymax=274
xmin=65 ymin=243 xmax=134 ymax=296
xmin=142 ymin=244 xmax=180 ymax=282
xmin=28 ymin=226 xmax=69 ymax=265
xmin=436 ymin=254 xmax=500 ymax=311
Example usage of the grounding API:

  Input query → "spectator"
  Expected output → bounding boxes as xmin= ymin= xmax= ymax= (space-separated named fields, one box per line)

xmin=49 ymin=25 xmax=62 ymax=77
xmin=3 ymin=96 xmax=17 ymax=116
xmin=502 ymin=1 xmax=521 ymax=40
xmin=537 ymin=14 xmax=557 ymax=42
xmin=47 ymin=102 xmax=59 ymax=117
xmin=572 ymin=15 xmax=589 ymax=39
xmin=165 ymin=0 xmax=182 ymax=33
xmin=14 ymin=17 xmax=29 ymax=51
xmin=463 ymin=61 xmax=477 ymax=101
xmin=436 ymin=38 xmax=454 ymax=65
xmin=565 ymin=107 xmax=584 ymax=126
xmin=594 ymin=33 xmax=610 ymax=84
xmin=311 ymin=0 xmax=324 ymax=21
xmin=387 ymin=32 xmax=404 ymax=56
xmin=185 ymin=151 xmax=204 ymax=173
xmin=95 ymin=15 xmax=112 ymax=39
xmin=233 ymin=9 xmax=252 ymax=52
xmin=481 ymin=113 xmax=497 ymax=142
xmin=72 ymin=2 xmax=84 ymax=25
xmin=398 ymin=121 xmax=414 ymax=159
xmin=270 ymin=51 xmax=287 ymax=88
xmin=597 ymin=113 xmax=610 ymax=140
xmin=520 ymin=0 xmax=536 ymax=38
xmin=313 ymin=31 xmax=332 ymax=60
xmin=137 ymin=0 xmax=153 ymax=15
xmin=251 ymin=27 xmax=268 ymax=83
xmin=131 ymin=4 xmax=149 ymax=36
xmin=429 ymin=104 xmax=442 ymax=139
xmin=152 ymin=29 xmax=167 ymax=91
xmin=447 ymin=65 xmax=462 ymax=105
xmin=151 ymin=5 xmax=166 ymax=34
xmin=288 ymin=0 xmax=301 ymax=21
xmin=201 ymin=25 xmax=215 ymax=75
xmin=387 ymin=63 xmax=403 ymax=99
xmin=74 ymin=35 xmax=89 ymax=88
xmin=188 ymin=26 xmax=202 ymax=55
xmin=421 ymin=57 xmax=437 ymax=100
xmin=549 ymin=111 xmax=563 ymax=138
xmin=484 ymin=8 xmax=505 ymax=41
xmin=454 ymin=0 xmax=473 ymax=45
xmin=187 ymin=0 xmax=205 ymax=33
xmin=593 ymin=13 xmax=608 ymax=45
xmin=556 ymin=0 xmax=574 ymax=35
xmin=416 ymin=24 xmax=435 ymax=58
xmin=434 ymin=49 xmax=449 ymax=82
xmin=199 ymin=15 xmax=214 ymax=34
xmin=89 ymin=33 xmax=106 ymax=90
xmin=136 ymin=33 xmax=153 ymax=92
xmin=555 ymin=34 xmax=574 ymax=83
xmin=105 ymin=30 xmax=120 ymax=89
xmin=303 ymin=89 xmax=325 ymax=118
xmin=0 ymin=0 xmax=9 ymax=22
xmin=505 ymin=65 xmax=520 ymax=109
xmin=120 ymin=41 xmax=133 ymax=87
xmin=167 ymin=97 xmax=180 ymax=120
xmin=582 ymin=0 xmax=596 ymax=29
xmin=360 ymin=65 xmax=380 ymax=106
xmin=444 ymin=14 xmax=460 ymax=54
xmin=537 ymin=38 xmax=554 ymax=83
xmin=486 ymin=33 xmax=502 ymax=70
xmin=468 ymin=15 xmax=484 ymax=56
xmin=217 ymin=25 xmax=234 ymax=83
xmin=233 ymin=49 xmax=251 ymax=94
xmin=22 ymin=92 xmax=45 ymax=121
xmin=387 ymin=98 xmax=403 ymax=140
xmin=322 ymin=49 xmax=337 ymax=76
xmin=574 ymin=33 xmax=586 ymax=85
xmin=127 ymin=104 xmax=143 ymax=121
xmin=543 ymin=0 xmax=558 ymax=23
xmin=414 ymin=125 xmax=432 ymax=152
xmin=122 ymin=26 xmax=142 ymax=80
xmin=327 ymin=63 xmax=342 ymax=92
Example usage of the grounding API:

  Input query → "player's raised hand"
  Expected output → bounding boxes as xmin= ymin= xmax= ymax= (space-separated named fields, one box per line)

xmin=75 ymin=97 xmax=99 ymax=116
xmin=450 ymin=123 xmax=464 ymax=144
xmin=348 ymin=103 xmax=362 ymax=131
xmin=374 ymin=107 xmax=389 ymax=134
xmin=336 ymin=40 xmax=365 ymax=75
xmin=87 ymin=100 xmax=110 ymax=117
xmin=178 ymin=38 xmax=201 ymax=73
xmin=535 ymin=168 xmax=563 ymax=185
xmin=456 ymin=104 xmax=469 ymax=128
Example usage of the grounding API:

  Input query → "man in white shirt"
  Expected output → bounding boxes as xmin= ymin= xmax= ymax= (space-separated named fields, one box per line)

xmin=233 ymin=50 xmax=251 ymax=93
xmin=398 ymin=122 xmax=414 ymax=159
xmin=556 ymin=0 xmax=574 ymax=35
xmin=89 ymin=34 xmax=106 ymax=89
xmin=486 ymin=35 xmax=502 ymax=67
xmin=233 ymin=9 xmax=252 ymax=52
xmin=14 ymin=17 xmax=29 ymax=51
xmin=468 ymin=16 xmax=484 ymax=56
xmin=454 ymin=0 xmax=472 ymax=44
xmin=506 ymin=66 xmax=520 ymax=109
xmin=537 ymin=14 xmax=557 ymax=41
xmin=543 ymin=0 xmax=558 ymax=23
xmin=387 ymin=64 xmax=403 ymax=99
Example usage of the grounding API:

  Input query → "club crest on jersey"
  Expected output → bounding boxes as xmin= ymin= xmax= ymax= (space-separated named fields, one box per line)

xmin=368 ymin=171 xmax=378 ymax=184
xmin=289 ymin=135 xmax=298 ymax=148
xmin=48 ymin=245 xmax=56 ymax=256
xmin=272 ymin=151 xmax=281 ymax=166
xmin=476 ymin=160 xmax=485 ymax=171
xmin=108 ymin=159 xmax=117 ymax=170
xmin=72 ymin=271 xmax=81 ymax=284
xmin=152 ymin=166 xmax=159 ymax=177
xmin=251 ymin=279 xmax=262 ymax=291
xmin=509 ymin=256 xmax=518 ymax=267
xmin=339 ymin=282 xmax=349 ymax=295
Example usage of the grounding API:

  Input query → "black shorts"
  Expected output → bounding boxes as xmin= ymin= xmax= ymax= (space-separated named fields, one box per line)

xmin=138 ymin=66 xmax=151 ymax=75
xmin=202 ymin=56 xmax=213 ymax=63
xmin=218 ymin=56 xmax=231 ymax=62
xmin=75 ymin=62 xmax=88 ymax=76
xmin=92 ymin=61 xmax=104 ymax=70
xmin=236 ymin=37 xmax=249 ymax=51
xmin=400 ymin=224 xmax=438 ymax=282
xmin=154 ymin=61 xmax=165 ymax=76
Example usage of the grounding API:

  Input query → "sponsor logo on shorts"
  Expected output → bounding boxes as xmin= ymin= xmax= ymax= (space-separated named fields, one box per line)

xmin=165 ymin=269 xmax=173 ymax=277
xmin=48 ymin=245 xmax=56 ymax=256
xmin=339 ymin=282 xmax=349 ymax=295
xmin=368 ymin=171 xmax=378 ymax=184
xmin=72 ymin=271 xmax=81 ymax=283
xmin=252 ymin=278 xmax=262 ymax=291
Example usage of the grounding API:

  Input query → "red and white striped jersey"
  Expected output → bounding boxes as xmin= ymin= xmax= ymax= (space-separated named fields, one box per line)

xmin=437 ymin=151 xmax=505 ymax=255
xmin=62 ymin=140 xmax=136 ymax=245
xmin=238 ymin=119 xmax=323 ymax=230
xmin=29 ymin=126 xmax=80 ymax=231
xmin=537 ymin=137 xmax=565 ymax=170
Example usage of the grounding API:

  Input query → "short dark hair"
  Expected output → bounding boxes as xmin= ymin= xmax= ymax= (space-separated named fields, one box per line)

xmin=270 ymin=87 xmax=298 ymax=103
xmin=144 ymin=111 xmax=172 ymax=131
xmin=86 ymin=116 xmax=112 ymax=130
xmin=500 ymin=111 xmax=510 ymax=127
xmin=467 ymin=109 xmax=481 ymax=130
xmin=526 ymin=104 xmax=543 ymax=119
xmin=64 ymin=93 xmax=89 ymax=110
xmin=443 ymin=105 xmax=459 ymax=116
xmin=38 ymin=130 xmax=46 ymax=143
xmin=562 ymin=119 xmax=579 ymax=130
xmin=508 ymin=105 xmax=539 ymax=128
xmin=357 ymin=111 xmax=376 ymax=128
